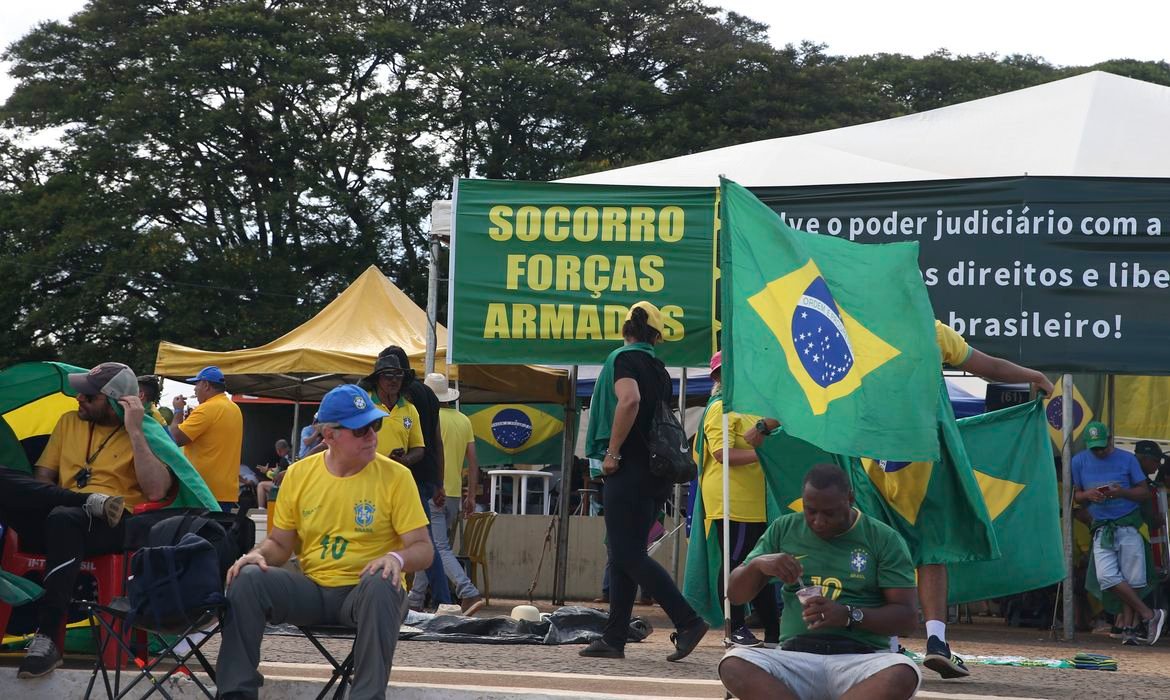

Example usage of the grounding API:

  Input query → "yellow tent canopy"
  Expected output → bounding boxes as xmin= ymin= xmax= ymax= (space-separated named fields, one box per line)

xmin=154 ymin=266 xmax=569 ymax=403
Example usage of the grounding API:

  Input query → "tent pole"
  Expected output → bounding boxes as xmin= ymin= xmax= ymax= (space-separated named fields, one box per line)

xmin=1060 ymin=373 xmax=1075 ymax=640
xmin=552 ymin=365 xmax=578 ymax=605
xmin=290 ymin=397 xmax=302 ymax=458
xmin=425 ymin=235 xmax=441 ymax=375
xmin=722 ymin=410 xmax=731 ymax=640
xmin=672 ymin=368 xmax=687 ymax=581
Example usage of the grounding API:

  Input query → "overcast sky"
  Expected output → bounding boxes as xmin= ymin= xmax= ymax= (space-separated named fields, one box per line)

xmin=3 ymin=1 xmax=1167 ymax=104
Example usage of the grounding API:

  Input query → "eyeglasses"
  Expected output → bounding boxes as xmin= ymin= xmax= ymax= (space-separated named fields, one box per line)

xmin=325 ymin=419 xmax=383 ymax=438
xmin=79 ymin=393 xmax=101 ymax=402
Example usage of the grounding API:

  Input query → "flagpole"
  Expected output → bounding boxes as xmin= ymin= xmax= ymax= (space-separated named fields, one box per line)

xmin=722 ymin=410 xmax=732 ymax=639
xmin=552 ymin=365 xmax=578 ymax=606
xmin=1060 ymin=373 xmax=1075 ymax=640
xmin=672 ymin=368 xmax=687 ymax=582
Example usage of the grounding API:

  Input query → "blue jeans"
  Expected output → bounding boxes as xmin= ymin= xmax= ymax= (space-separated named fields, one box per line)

xmin=417 ymin=482 xmax=452 ymax=605
xmin=408 ymin=498 xmax=480 ymax=606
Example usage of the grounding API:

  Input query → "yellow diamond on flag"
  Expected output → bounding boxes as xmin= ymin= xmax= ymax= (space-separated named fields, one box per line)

xmin=748 ymin=260 xmax=901 ymax=415
xmin=787 ymin=497 xmax=803 ymax=513
xmin=1042 ymin=382 xmax=1092 ymax=448
xmin=862 ymin=459 xmax=933 ymax=525
xmin=972 ymin=469 xmax=1026 ymax=520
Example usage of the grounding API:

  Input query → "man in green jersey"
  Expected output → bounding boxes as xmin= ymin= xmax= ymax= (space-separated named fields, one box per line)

xmin=719 ymin=464 xmax=920 ymax=700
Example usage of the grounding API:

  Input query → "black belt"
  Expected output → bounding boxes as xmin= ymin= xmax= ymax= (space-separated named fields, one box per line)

xmin=780 ymin=635 xmax=876 ymax=656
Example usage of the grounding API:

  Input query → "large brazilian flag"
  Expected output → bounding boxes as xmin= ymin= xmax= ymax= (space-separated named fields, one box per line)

xmin=462 ymin=403 xmax=570 ymax=466
xmin=718 ymin=178 xmax=941 ymax=462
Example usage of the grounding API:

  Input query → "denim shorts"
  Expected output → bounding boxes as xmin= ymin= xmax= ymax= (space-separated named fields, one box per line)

xmin=1094 ymin=525 xmax=1147 ymax=590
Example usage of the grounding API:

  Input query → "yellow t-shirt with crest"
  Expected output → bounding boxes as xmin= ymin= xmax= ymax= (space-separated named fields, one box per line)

xmin=273 ymin=451 xmax=427 ymax=587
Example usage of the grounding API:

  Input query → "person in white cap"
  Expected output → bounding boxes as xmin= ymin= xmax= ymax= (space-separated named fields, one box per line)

xmin=406 ymin=373 xmax=486 ymax=616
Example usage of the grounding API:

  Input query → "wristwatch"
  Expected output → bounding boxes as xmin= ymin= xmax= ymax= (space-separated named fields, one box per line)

xmin=845 ymin=604 xmax=864 ymax=629
xmin=755 ymin=419 xmax=773 ymax=436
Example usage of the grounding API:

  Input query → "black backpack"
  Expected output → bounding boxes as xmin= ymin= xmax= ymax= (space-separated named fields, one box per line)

xmin=126 ymin=516 xmax=229 ymax=628
xmin=640 ymin=364 xmax=698 ymax=484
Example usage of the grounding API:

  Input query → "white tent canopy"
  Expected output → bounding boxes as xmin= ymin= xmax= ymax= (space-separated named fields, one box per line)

xmin=559 ymin=71 xmax=1170 ymax=187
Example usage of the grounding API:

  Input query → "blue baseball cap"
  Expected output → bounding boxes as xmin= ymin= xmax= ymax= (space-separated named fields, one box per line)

xmin=186 ymin=366 xmax=226 ymax=384
xmin=317 ymin=384 xmax=388 ymax=429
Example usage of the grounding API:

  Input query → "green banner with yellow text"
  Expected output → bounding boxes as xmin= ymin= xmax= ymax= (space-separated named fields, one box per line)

xmin=450 ymin=179 xmax=716 ymax=365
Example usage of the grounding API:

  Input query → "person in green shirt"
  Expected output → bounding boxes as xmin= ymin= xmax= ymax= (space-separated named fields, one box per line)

xmin=719 ymin=463 xmax=920 ymax=700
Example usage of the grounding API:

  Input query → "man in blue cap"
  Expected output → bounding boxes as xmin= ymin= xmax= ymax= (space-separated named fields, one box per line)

xmin=216 ymin=383 xmax=432 ymax=700
xmin=170 ymin=365 xmax=243 ymax=510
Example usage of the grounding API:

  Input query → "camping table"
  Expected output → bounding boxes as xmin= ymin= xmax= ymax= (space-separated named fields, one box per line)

xmin=488 ymin=469 xmax=552 ymax=515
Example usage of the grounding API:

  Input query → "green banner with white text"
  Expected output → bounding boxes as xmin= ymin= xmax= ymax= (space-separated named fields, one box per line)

xmin=450 ymin=179 xmax=716 ymax=365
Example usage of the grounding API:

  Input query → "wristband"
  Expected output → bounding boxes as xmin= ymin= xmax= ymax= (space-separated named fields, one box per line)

xmin=604 ymin=449 xmax=622 ymax=461
xmin=388 ymin=551 xmax=405 ymax=569
xmin=755 ymin=419 xmax=772 ymax=436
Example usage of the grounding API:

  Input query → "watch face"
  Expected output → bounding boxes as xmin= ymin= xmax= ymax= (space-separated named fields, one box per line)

xmin=850 ymin=607 xmax=864 ymax=622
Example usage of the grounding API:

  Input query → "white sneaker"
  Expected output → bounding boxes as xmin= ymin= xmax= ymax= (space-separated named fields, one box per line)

xmin=84 ymin=494 xmax=125 ymax=527
xmin=1147 ymin=609 xmax=1166 ymax=645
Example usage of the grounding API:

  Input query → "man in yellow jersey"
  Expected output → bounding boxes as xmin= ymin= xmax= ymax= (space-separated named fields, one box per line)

xmin=170 ymin=366 xmax=243 ymax=511
xmin=216 ymin=384 xmax=431 ymax=700
xmin=0 ymin=362 xmax=173 ymax=678
xmin=914 ymin=320 xmax=1054 ymax=678
xmin=697 ymin=351 xmax=780 ymax=647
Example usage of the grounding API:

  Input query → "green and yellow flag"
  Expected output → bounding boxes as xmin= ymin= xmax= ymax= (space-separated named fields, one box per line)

xmin=462 ymin=403 xmax=568 ymax=465
xmin=844 ymin=381 xmax=999 ymax=566
xmin=719 ymin=178 xmax=941 ymax=462
xmin=946 ymin=400 xmax=1064 ymax=603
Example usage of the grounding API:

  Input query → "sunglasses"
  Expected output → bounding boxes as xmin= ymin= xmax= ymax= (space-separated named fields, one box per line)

xmin=377 ymin=370 xmax=405 ymax=380
xmin=79 ymin=393 xmax=102 ymax=402
xmin=347 ymin=419 xmax=383 ymax=438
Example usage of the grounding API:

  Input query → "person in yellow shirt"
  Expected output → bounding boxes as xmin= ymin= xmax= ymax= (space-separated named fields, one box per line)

xmin=913 ymin=321 xmax=1054 ymax=678
xmin=0 ymin=362 xmax=173 ymax=679
xmin=136 ymin=374 xmax=168 ymax=426
xmin=169 ymin=366 xmax=244 ymax=510
xmin=406 ymin=373 xmax=485 ymax=615
xmin=216 ymin=384 xmax=431 ymax=699
xmin=698 ymin=351 xmax=780 ymax=648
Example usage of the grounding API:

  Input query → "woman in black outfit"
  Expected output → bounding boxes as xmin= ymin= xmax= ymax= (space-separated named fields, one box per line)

xmin=580 ymin=301 xmax=710 ymax=660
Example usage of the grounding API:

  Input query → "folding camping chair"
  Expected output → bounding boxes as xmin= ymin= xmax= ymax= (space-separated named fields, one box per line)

xmin=83 ymin=598 xmax=226 ymax=700
xmin=298 ymin=625 xmax=356 ymax=700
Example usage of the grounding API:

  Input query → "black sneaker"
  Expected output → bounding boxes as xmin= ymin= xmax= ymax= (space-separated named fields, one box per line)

xmin=667 ymin=619 xmax=710 ymax=662
xmin=579 ymin=638 xmax=624 ymax=658
xmin=727 ymin=626 xmax=763 ymax=648
xmin=923 ymin=635 xmax=970 ymax=678
xmin=17 ymin=633 xmax=62 ymax=679
xmin=1122 ymin=627 xmax=1139 ymax=646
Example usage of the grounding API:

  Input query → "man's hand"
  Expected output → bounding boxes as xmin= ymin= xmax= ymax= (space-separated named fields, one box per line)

xmin=462 ymin=493 xmax=476 ymax=516
xmin=744 ymin=427 xmax=765 ymax=448
xmin=749 ymin=553 xmax=803 ymax=585
xmin=172 ymin=395 xmax=187 ymax=412
xmin=433 ymin=486 xmax=446 ymax=508
xmin=390 ymin=447 xmax=406 ymax=460
xmin=361 ymin=553 xmax=403 ymax=587
xmin=1034 ymin=375 xmax=1055 ymax=396
xmin=802 ymin=596 xmax=848 ymax=631
xmin=1084 ymin=489 xmax=1106 ymax=503
xmin=118 ymin=395 xmax=145 ymax=430
xmin=226 ymin=550 xmax=268 ymax=587
xmin=602 ymin=453 xmax=620 ymax=475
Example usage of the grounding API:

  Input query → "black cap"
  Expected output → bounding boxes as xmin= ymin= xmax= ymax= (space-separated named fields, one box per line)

xmin=1134 ymin=440 xmax=1165 ymax=459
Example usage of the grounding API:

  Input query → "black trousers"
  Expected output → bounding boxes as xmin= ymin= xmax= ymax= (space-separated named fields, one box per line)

xmin=601 ymin=469 xmax=699 ymax=648
xmin=0 ymin=470 xmax=126 ymax=638
xmin=714 ymin=519 xmax=780 ymax=641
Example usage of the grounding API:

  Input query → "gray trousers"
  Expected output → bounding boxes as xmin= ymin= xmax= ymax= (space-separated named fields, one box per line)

xmin=216 ymin=564 xmax=406 ymax=699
